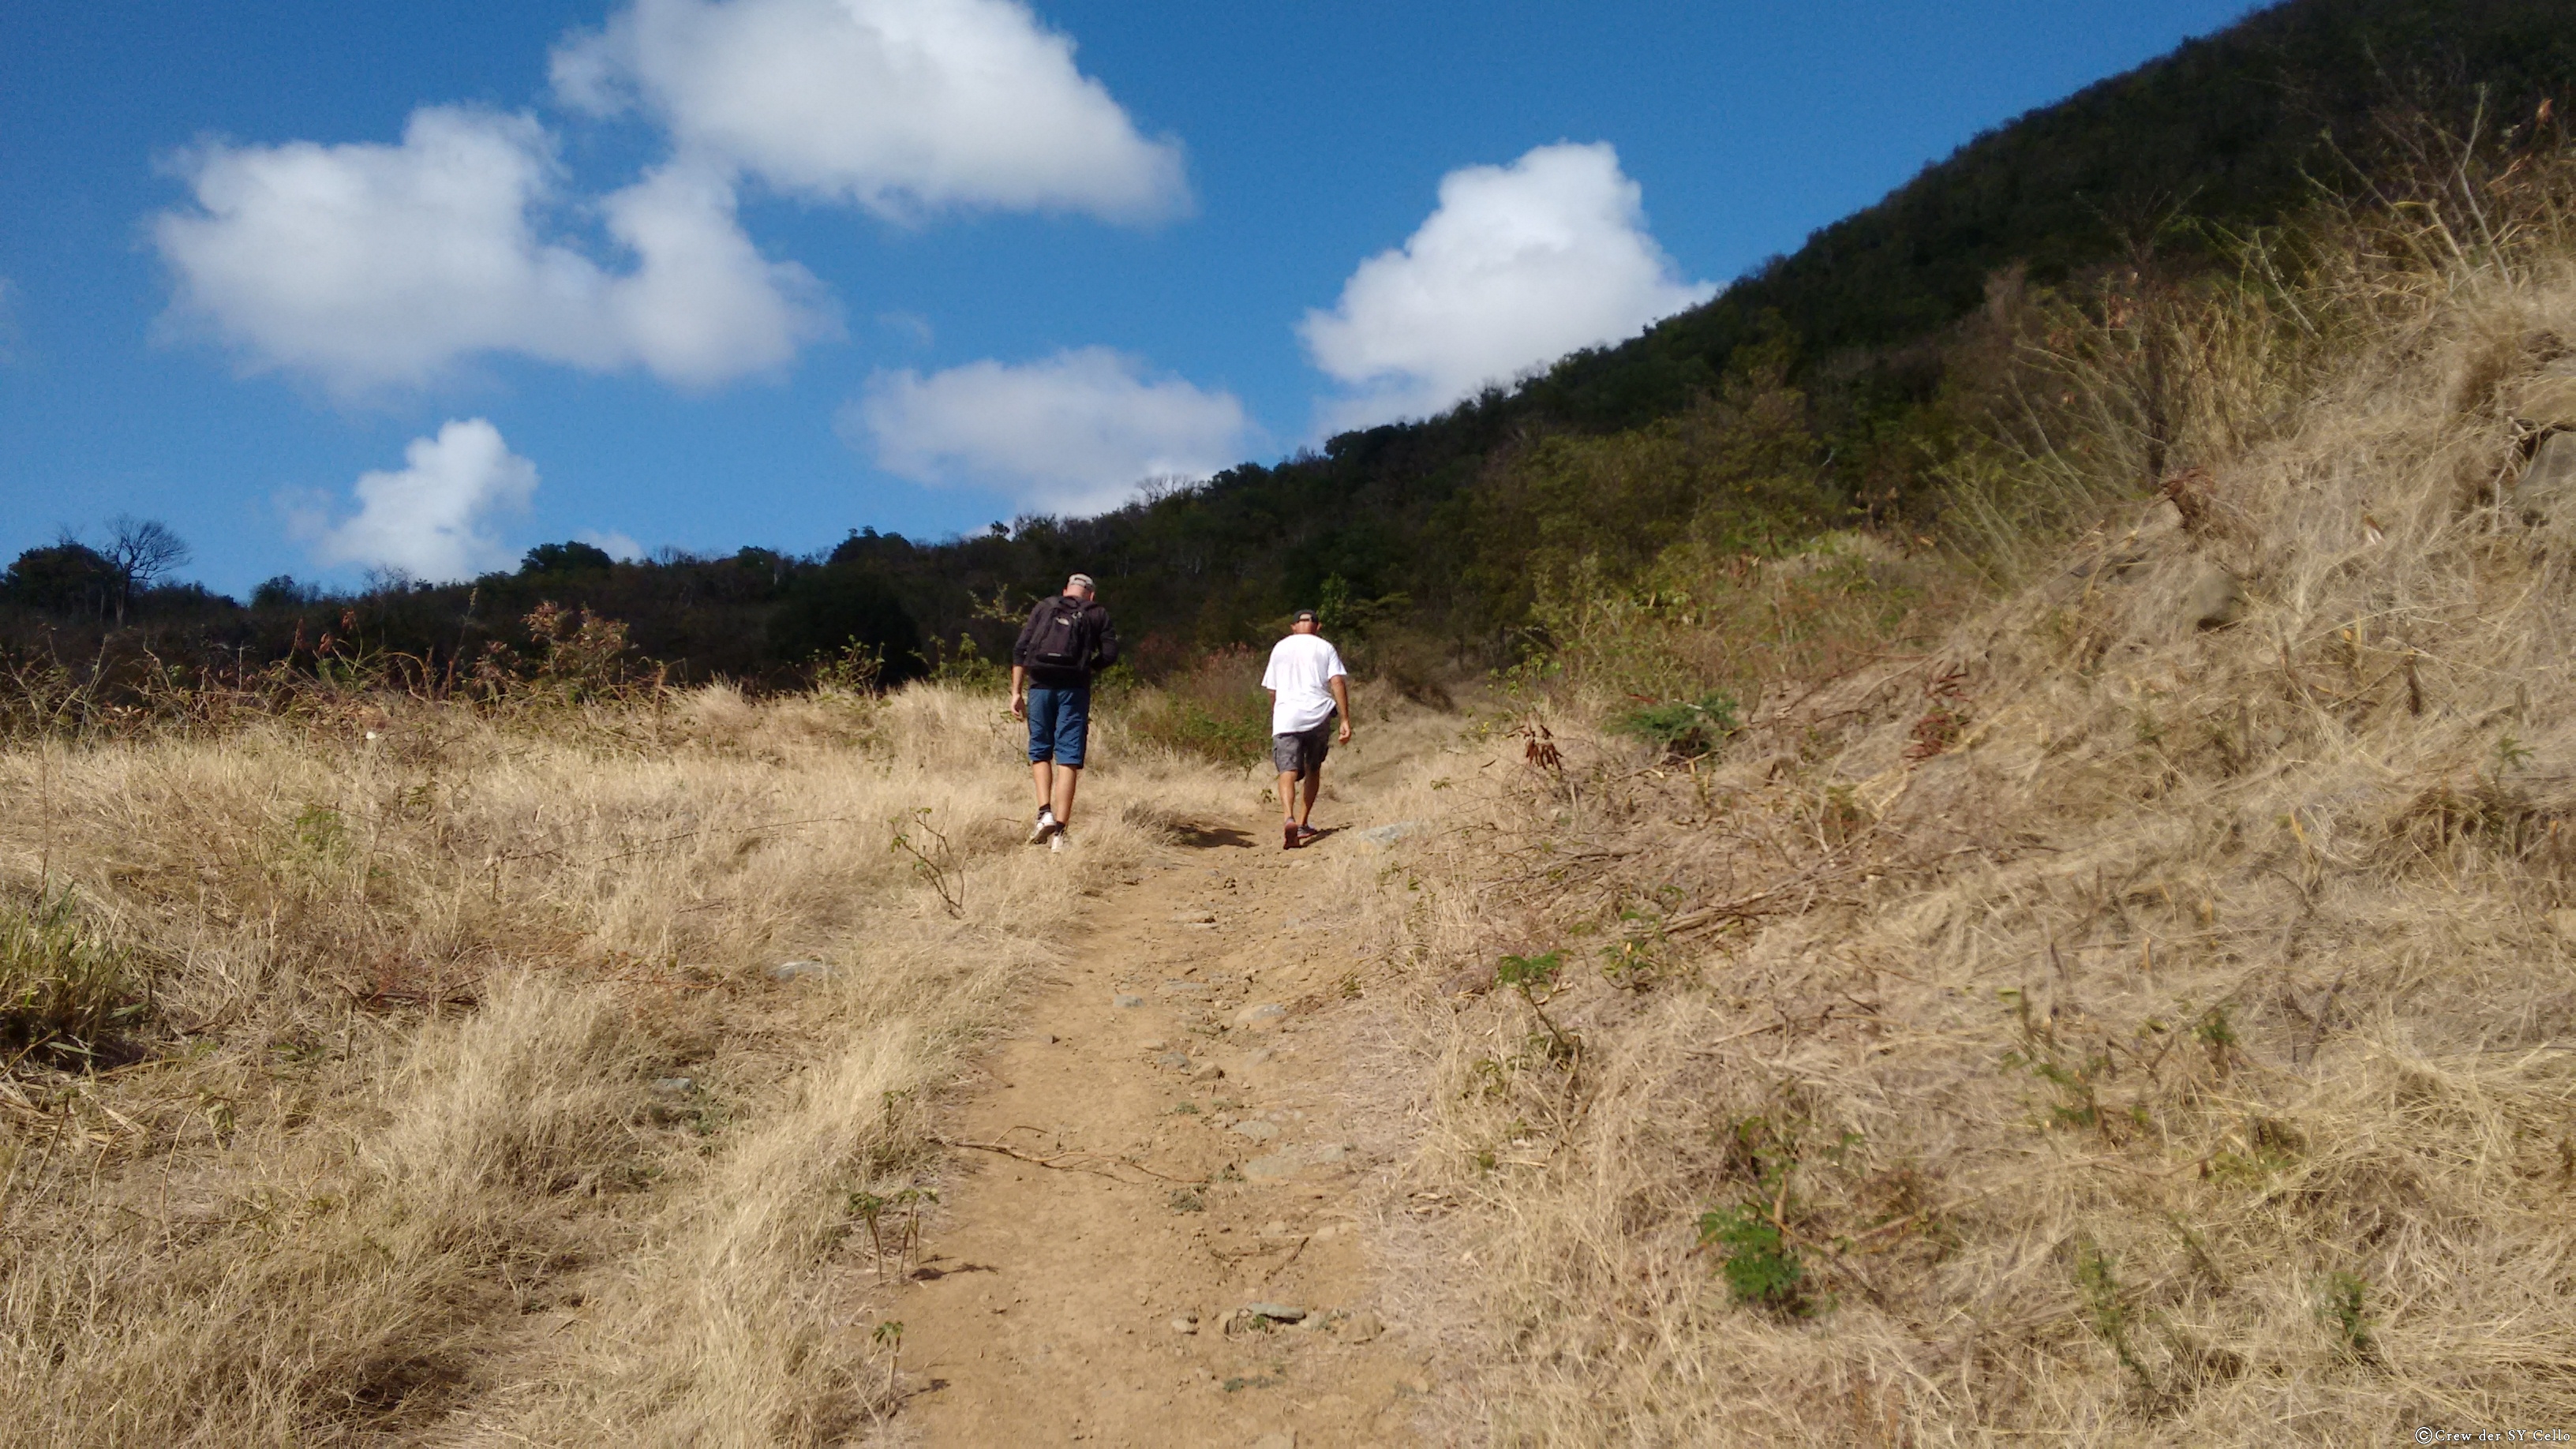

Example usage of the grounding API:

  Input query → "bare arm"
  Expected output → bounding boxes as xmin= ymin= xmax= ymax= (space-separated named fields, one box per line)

xmin=1008 ymin=601 xmax=1045 ymax=719
xmin=1329 ymin=675 xmax=1352 ymax=743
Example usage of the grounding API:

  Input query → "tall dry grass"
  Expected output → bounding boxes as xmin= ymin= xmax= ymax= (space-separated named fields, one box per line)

xmin=0 ymin=680 xmax=1244 ymax=1444
xmin=1370 ymin=125 xmax=2576 ymax=1443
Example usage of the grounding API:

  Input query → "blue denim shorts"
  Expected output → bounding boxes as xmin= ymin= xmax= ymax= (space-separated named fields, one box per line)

xmin=1026 ymin=685 xmax=1091 ymax=767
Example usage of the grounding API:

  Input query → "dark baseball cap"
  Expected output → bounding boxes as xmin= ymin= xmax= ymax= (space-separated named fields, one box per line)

xmin=1293 ymin=608 xmax=1318 ymax=623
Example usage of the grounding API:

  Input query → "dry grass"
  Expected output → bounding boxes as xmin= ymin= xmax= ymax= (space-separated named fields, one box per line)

xmin=0 ymin=680 xmax=1242 ymax=1444
xmin=21 ymin=120 xmax=2576 ymax=1449
xmin=1364 ymin=140 xmax=2576 ymax=1443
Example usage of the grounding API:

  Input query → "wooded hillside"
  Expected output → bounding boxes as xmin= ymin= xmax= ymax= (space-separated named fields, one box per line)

xmin=14 ymin=0 xmax=2576 ymax=694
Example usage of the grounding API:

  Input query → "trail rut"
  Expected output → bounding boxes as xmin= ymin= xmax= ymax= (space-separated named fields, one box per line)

xmin=881 ymin=784 xmax=1431 ymax=1446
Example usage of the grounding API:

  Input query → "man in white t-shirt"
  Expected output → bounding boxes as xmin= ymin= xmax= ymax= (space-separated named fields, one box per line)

xmin=1260 ymin=608 xmax=1352 ymax=851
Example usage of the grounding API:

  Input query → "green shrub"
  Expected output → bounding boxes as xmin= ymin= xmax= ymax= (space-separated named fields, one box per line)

xmin=1609 ymin=691 xmax=1740 ymax=758
xmin=1121 ymin=647 xmax=1271 ymax=769
xmin=1698 ymin=1204 xmax=1810 ymax=1314
xmin=1527 ymin=534 xmax=1959 ymax=725
xmin=1 ymin=893 xmax=148 ymax=1067
xmin=923 ymin=634 xmax=1005 ymax=691
xmin=1494 ymin=951 xmax=1561 ymax=992
xmin=810 ymin=639 xmax=887 ymax=695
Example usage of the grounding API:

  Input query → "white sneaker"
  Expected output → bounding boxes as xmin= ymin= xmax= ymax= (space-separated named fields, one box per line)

xmin=1028 ymin=807 xmax=1059 ymax=844
xmin=1049 ymin=829 xmax=1070 ymax=852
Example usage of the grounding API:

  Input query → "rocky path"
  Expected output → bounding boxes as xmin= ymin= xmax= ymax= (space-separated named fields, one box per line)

xmin=886 ymin=801 xmax=1429 ymax=1447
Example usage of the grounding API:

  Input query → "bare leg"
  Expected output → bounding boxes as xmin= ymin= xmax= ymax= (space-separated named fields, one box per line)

xmin=1052 ymin=766 xmax=1081 ymax=826
xmin=1300 ymin=769 xmax=1321 ymax=826
xmin=1277 ymin=771 xmax=1300 ymax=825
xmin=1029 ymin=760 xmax=1055 ymax=813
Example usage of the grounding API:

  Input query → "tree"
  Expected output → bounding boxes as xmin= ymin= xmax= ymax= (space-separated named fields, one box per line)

xmin=2 ymin=540 xmax=120 ymax=619
xmin=250 ymin=575 xmax=320 ymax=609
xmin=103 ymin=516 xmax=190 ymax=624
xmin=521 ymin=541 xmax=616 ymax=575
xmin=766 ymin=564 xmax=924 ymax=682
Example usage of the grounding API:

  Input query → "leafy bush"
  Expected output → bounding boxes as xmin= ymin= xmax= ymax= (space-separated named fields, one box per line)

xmin=923 ymin=634 xmax=1005 ymax=691
xmin=1530 ymin=535 xmax=1959 ymax=724
xmin=1608 ymin=691 xmax=1739 ymax=758
xmin=1121 ymin=646 xmax=1271 ymax=768
xmin=810 ymin=640 xmax=886 ymax=695
xmin=462 ymin=603 xmax=649 ymax=709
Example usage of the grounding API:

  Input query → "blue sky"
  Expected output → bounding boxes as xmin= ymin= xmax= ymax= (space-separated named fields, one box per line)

xmin=1 ymin=0 xmax=2258 ymax=596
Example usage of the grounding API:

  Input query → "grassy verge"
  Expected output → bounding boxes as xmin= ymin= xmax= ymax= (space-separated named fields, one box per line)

xmin=0 ymin=680 xmax=1240 ymax=1443
xmin=1114 ymin=646 xmax=1275 ymax=770
xmin=1367 ymin=130 xmax=2576 ymax=1441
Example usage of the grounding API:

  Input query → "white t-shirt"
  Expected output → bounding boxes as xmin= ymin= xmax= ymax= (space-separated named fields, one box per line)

xmin=1262 ymin=633 xmax=1348 ymax=736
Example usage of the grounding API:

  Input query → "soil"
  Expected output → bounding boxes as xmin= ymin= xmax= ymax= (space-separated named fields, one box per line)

xmin=885 ymin=788 xmax=1431 ymax=1447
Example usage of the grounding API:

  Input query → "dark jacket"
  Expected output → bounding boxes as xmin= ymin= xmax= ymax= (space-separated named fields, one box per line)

xmin=1012 ymin=594 xmax=1119 ymax=688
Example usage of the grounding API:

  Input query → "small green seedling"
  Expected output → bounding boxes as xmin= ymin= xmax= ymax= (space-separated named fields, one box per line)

xmin=1496 ymin=952 xmax=1579 ymax=1063
xmin=2005 ymin=1051 xmax=2107 ymax=1132
xmin=1599 ymin=912 xmax=1664 ymax=991
xmin=2074 ymin=1242 xmax=2155 ymax=1396
xmin=872 ymin=1320 xmax=904 ymax=1397
xmin=2494 ymin=733 xmax=2535 ymax=776
xmin=1698 ymin=1204 xmax=1809 ymax=1315
xmin=889 ymin=1187 xmax=936 ymax=1276
xmin=848 ymin=1186 xmax=938 ymax=1278
xmin=2195 ymin=1005 xmax=2238 ymax=1074
xmin=848 ymin=1191 xmax=889 ymax=1273
xmin=2319 ymin=1271 xmax=2378 ymax=1365
xmin=887 ymin=807 xmax=964 ymax=918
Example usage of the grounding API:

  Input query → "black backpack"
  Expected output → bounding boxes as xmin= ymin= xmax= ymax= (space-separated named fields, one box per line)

xmin=1028 ymin=598 xmax=1088 ymax=670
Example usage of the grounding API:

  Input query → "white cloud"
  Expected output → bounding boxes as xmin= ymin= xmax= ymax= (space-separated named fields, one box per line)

xmin=555 ymin=0 xmax=1185 ymax=223
xmin=876 ymin=309 xmax=935 ymax=346
xmin=152 ymin=2 xmax=1182 ymax=397
xmin=849 ymin=346 xmax=1247 ymax=514
xmin=291 ymin=419 xmax=538 ymax=581
xmin=153 ymin=107 xmax=833 ymax=394
xmin=579 ymin=529 xmax=648 ymax=560
xmin=1300 ymin=141 xmax=1715 ymax=432
xmin=597 ymin=160 xmax=833 ymax=384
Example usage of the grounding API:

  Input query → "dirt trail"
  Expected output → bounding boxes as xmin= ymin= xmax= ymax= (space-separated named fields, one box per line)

xmin=887 ymin=768 xmax=1431 ymax=1446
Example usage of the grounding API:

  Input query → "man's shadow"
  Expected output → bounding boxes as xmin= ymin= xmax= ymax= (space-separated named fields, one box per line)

xmin=1172 ymin=822 xmax=1255 ymax=849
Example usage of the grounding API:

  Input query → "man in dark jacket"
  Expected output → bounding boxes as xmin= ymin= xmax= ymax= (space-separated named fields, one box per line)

xmin=1009 ymin=573 xmax=1118 ymax=849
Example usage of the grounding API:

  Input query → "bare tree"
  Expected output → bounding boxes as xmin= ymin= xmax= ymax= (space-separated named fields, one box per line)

xmin=1135 ymin=473 xmax=1202 ymax=507
xmin=103 ymin=516 xmax=190 ymax=625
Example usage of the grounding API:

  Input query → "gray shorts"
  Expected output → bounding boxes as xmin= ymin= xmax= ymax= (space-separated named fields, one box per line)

xmin=1271 ymin=719 xmax=1333 ymax=776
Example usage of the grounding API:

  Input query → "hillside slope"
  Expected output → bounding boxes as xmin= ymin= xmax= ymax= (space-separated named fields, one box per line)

xmin=21 ymin=0 xmax=2576 ymax=687
xmin=1365 ymin=105 xmax=2576 ymax=1443
xmin=1539 ymin=0 xmax=2576 ymax=425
